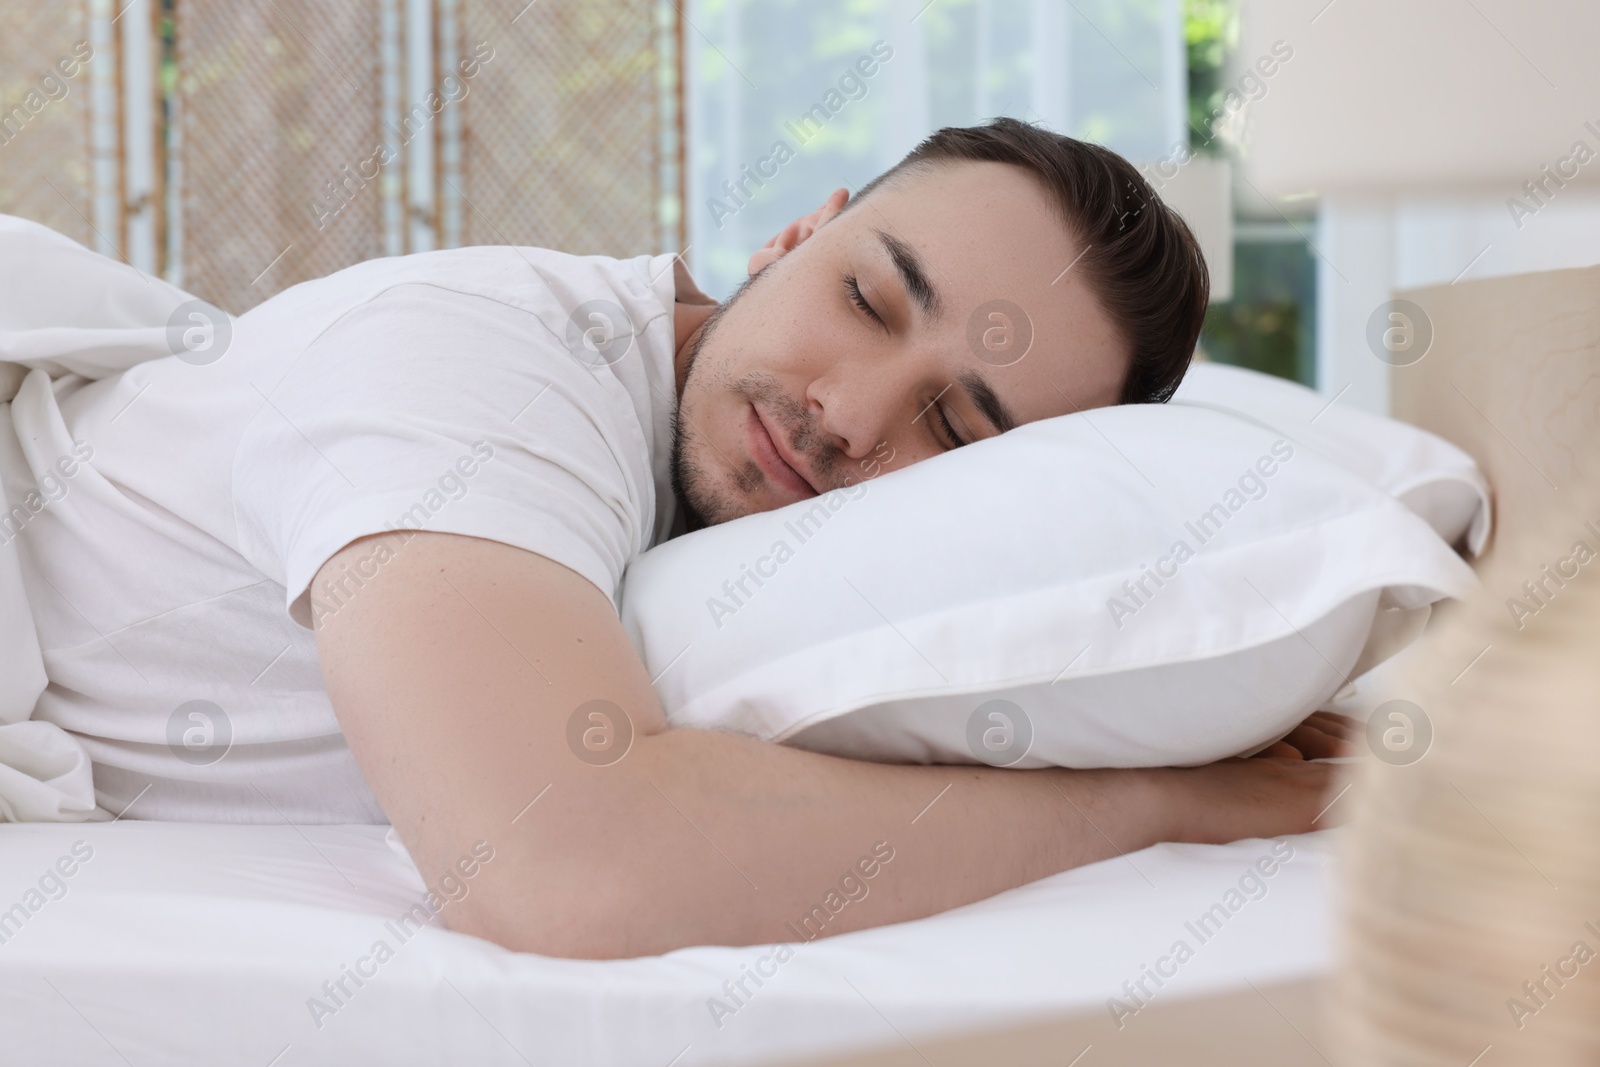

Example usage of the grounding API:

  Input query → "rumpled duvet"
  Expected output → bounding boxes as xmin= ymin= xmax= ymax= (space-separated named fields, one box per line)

xmin=0 ymin=213 xmax=215 ymax=821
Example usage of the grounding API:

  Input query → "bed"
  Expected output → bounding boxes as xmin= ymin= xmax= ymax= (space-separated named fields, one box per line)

xmin=0 ymin=820 xmax=1336 ymax=1066
xmin=2 ymin=264 xmax=1594 ymax=1066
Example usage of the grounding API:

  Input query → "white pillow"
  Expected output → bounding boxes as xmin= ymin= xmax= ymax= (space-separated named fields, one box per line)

xmin=619 ymin=404 xmax=1477 ymax=769
xmin=1173 ymin=362 xmax=1490 ymax=555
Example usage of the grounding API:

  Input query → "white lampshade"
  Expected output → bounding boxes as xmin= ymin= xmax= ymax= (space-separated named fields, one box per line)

xmin=1235 ymin=0 xmax=1600 ymax=198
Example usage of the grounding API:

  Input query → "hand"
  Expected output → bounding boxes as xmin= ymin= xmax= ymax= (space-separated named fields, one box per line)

xmin=1166 ymin=753 xmax=1347 ymax=844
xmin=1254 ymin=710 xmax=1363 ymax=760
xmin=1160 ymin=711 xmax=1363 ymax=844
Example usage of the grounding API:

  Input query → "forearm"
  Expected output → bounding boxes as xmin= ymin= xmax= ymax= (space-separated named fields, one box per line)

xmin=660 ymin=730 xmax=1196 ymax=949
xmin=450 ymin=723 xmax=1178 ymax=958
xmin=314 ymin=533 xmax=1331 ymax=961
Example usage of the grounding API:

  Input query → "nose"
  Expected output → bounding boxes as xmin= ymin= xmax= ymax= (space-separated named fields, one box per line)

xmin=805 ymin=350 xmax=935 ymax=463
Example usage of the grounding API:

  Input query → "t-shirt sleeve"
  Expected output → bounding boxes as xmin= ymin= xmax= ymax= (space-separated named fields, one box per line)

xmin=232 ymin=283 xmax=656 ymax=628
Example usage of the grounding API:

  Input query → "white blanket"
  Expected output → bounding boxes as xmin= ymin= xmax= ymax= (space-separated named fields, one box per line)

xmin=0 ymin=818 xmax=1336 ymax=1064
xmin=0 ymin=214 xmax=210 ymax=821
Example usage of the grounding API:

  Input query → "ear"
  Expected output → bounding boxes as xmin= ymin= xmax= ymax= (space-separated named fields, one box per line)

xmin=747 ymin=187 xmax=850 ymax=276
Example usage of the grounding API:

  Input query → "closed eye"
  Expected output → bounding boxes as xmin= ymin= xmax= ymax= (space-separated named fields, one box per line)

xmin=934 ymin=404 xmax=967 ymax=449
xmin=843 ymin=273 xmax=886 ymax=330
xmin=845 ymin=271 xmax=963 ymax=449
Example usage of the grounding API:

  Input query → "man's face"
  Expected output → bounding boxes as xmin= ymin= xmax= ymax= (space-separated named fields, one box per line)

xmin=670 ymin=160 xmax=1132 ymax=527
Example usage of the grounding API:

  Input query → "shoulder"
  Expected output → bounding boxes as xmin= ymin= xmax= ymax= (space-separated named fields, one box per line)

xmin=293 ymin=246 xmax=675 ymax=333
xmin=236 ymin=248 xmax=658 ymax=394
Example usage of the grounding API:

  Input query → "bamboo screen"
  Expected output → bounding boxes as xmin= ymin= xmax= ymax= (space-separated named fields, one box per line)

xmin=0 ymin=0 xmax=678 ymax=314
xmin=0 ymin=4 xmax=95 ymax=246
xmin=458 ymin=0 xmax=665 ymax=256
xmin=176 ymin=0 xmax=385 ymax=313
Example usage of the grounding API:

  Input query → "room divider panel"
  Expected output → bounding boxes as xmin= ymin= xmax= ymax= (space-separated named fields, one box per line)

xmin=0 ymin=0 xmax=682 ymax=313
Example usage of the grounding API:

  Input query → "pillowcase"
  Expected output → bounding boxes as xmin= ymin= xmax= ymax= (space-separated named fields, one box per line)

xmin=1172 ymin=362 xmax=1490 ymax=555
xmin=619 ymin=403 xmax=1478 ymax=769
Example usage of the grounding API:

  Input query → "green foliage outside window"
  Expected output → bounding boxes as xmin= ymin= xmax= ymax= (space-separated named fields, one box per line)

xmin=1183 ymin=0 xmax=1316 ymax=386
xmin=1199 ymin=235 xmax=1317 ymax=385
xmin=1183 ymin=0 xmax=1238 ymax=156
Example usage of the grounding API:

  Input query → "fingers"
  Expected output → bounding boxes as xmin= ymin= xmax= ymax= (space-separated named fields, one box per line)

xmin=1287 ymin=725 xmax=1354 ymax=760
xmin=1308 ymin=764 xmax=1352 ymax=828
xmin=1308 ymin=710 xmax=1361 ymax=738
xmin=1281 ymin=710 xmax=1364 ymax=759
xmin=1281 ymin=725 xmax=1328 ymax=760
xmin=1245 ymin=709 xmax=1381 ymax=764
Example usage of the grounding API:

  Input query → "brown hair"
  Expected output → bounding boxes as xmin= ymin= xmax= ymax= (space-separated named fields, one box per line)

xmin=851 ymin=117 xmax=1210 ymax=404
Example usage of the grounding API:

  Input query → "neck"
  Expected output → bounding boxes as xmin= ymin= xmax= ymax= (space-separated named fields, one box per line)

xmin=672 ymin=300 xmax=718 ymax=398
xmin=668 ymin=256 xmax=720 ymax=400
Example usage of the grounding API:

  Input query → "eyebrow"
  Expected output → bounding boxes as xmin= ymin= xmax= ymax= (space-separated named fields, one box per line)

xmin=957 ymin=370 xmax=1018 ymax=435
xmin=866 ymin=228 xmax=1013 ymax=438
xmin=874 ymin=229 xmax=942 ymax=321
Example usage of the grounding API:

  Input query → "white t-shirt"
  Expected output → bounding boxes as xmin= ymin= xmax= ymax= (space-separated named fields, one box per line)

xmin=12 ymin=246 xmax=684 ymax=823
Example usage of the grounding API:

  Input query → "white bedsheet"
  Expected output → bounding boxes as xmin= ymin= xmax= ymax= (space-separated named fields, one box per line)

xmin=0 ymin=819 xmax=1336 ymax=1066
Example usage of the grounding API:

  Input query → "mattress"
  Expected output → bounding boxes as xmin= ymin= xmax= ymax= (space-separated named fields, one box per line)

xmin=0 ymin=818 xmax=1337 ymax=1066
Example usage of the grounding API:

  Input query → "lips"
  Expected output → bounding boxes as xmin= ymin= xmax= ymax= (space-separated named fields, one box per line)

xmin=745 ymin=403 xmax=820 ymax=501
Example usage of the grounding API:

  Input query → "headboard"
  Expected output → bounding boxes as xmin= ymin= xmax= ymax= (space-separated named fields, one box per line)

xmin=1390 ymin=264 xmax=1600 ymax=561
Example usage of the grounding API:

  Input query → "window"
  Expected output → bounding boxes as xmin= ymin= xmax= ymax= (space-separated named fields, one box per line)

xmin=684 ymin=0 xmax=1187 ymax=300
xmin=1199 ymin=221 xmax=1318 ymax=385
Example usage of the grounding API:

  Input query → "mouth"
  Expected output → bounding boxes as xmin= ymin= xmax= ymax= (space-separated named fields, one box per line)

xmin=744 ymin=402 xmax=821 ymax=502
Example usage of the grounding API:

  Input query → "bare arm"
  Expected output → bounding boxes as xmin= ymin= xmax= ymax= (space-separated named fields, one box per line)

xmin=312 ymin=531 xmax=1338 ymax=959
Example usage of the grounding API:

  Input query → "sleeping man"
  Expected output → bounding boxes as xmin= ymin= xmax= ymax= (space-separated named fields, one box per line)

xmin=9 ymin=117 xmax=1358 ymax=958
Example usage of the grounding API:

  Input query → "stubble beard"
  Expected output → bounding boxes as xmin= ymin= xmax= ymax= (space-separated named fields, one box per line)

xmin=669 ymin=283 xmax=842 ymax=531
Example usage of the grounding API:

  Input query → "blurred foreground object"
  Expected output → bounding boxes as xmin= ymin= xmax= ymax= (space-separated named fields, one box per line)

xmin=1335 ymin=469 xmax=1600 ymax=1063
